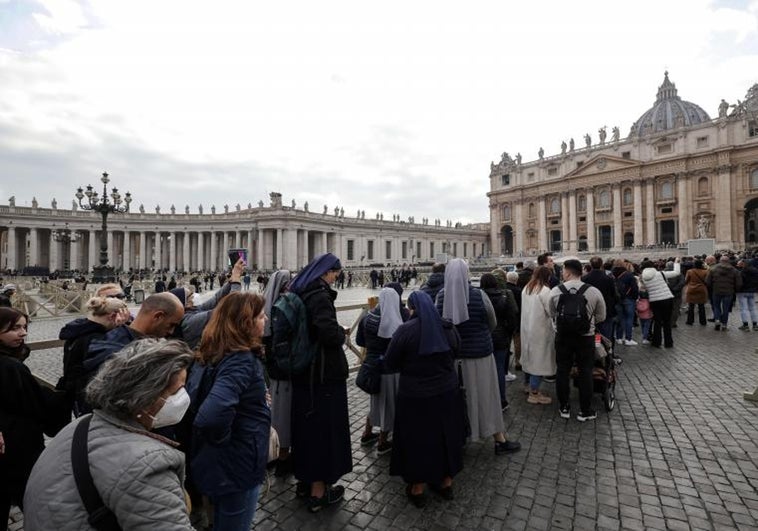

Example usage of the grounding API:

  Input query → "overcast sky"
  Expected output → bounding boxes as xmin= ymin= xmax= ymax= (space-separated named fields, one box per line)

xmin=1 ymin=0 xmax=757 ymax=223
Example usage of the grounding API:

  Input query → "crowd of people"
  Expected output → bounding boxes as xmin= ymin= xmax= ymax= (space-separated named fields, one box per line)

xmin=0 ymin=248 xmax=755 ymax=528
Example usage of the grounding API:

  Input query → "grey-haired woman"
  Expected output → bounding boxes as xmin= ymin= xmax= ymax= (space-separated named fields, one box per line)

xmin=23 ymin=339 xmax=195 ymax=531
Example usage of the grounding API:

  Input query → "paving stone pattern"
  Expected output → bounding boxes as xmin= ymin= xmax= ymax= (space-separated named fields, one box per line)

xmin=11 ymin=310 xmax=758 ymax=530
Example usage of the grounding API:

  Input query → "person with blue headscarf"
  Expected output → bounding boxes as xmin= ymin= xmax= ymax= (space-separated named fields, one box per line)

xmin=384 ymin=291 xmax=465 ymax=508
xmin=288 ymin=253 xmax=353 ymax=513
xmin=356 ymin=287 xmax=405 ymax=455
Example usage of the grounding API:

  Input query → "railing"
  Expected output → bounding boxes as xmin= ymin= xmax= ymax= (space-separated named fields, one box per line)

xmin=26 ymin=299 xmax=378 ymax=388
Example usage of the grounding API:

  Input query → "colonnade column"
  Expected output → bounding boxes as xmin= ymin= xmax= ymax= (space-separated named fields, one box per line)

xmin=247 ymin=230 xmax=254 ymax=270
xmin=716 ymin=165 xmax=733 ymax=246
xmin=122 ymin=232 xmax=131 ymax=271
xmin=183 ymin=233 xmax=190 ymax=272
xmin=169 ymin=232 xmax=176 ymax=272
xmin=586 ymin=189 xmax=595 ymax=251
xmin=236 ymin=231 xmax=242 ymax=248
xmin=514 ymin=202 xmax=523 ymax=254
xmin=222 ymin=232 xmax=230 ymax=260
xmin=138 ymin=231 xmax=146 ymax=270
xmin=561 ymin=193 xmax=570 ymax=252
xmin=537 ymin=199 xmax=547 ymax=252
xmin=645 ymin=180 xmax=656 ymax=245
xmin=275 ymin=228 xmax=283 ymax=269
xmin=322 ymin=232 xmax=328 ymax=255
xmin=29 ymin=228 xmax=38 ymax=266
xmin=49 ymin=235 xmax=59 ymax=271
xmin=5 ymin=227 xmax=16 ymax=270
xmin=256 ymin=230 xmax=264 ymax=270
xmin=284 ymin=228 xmax=297 ymax=270
xmin=612 ymin=185 xmax=623 ymax=250
xmin=197 ymin=232 xmax=205 ymax=271
xmin=106 ymin=231 xmax=114 ymax=266
xmin=70 ymin=238 xmax=80 ymax=271
xmin=633 ymin=182 xmax=643 ymax=247
xmin=302 ymin=230 xmax=309 ymax=267
xmin=209 ymin=231 xmax=218 ymax=271
xmin=568 ymin=192 xmax=577 ymax=253
xmin=88 ymin=230 xmax=97 ymax=272
xmin=154 ymin=232 xmax=162 ymax=271
xmin=677 ymin=175 xmax=690 ymax=244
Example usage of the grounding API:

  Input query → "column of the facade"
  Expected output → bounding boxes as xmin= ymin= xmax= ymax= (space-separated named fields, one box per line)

xmin=138 ymin=231 xmax=146 ymax=270
xmin=716 ymin=166 xmax=733 ymax=246
xmin=302 ymin=229 xmax=310 ymax=267
xmin=4 ymin=227 xmax=16 ymax=270
xmin=247 ymin=230 xmax=254 ymax=269
xmin=612 ymin=185 xmax=623 ymax=250
xmin=70 ymin=238 xmax=80 ymax=271
xmin=586 ymin=189 xmax=596 ymax=251
xmin=88 ymin=230 xmax=97 ymax=271
xmin=222 ymin=232 xmax=230 ymax=260
xmin=49 ymin=234 xmax=59 ymax=271
xmin=537 ymin=198 xmax=547 ymax=252
xmin=633 ymin=181 xmax=644 ymax=247
xmin=568 ymin=192 xmax=577 ymax=252
xmin=197 ymin=232 xmax=205 ymax=271
xmin=322 ymin=232 xmax=328 ymax=255
xmin=678 ymin=175 xmax=690 ymax=244
xmin=169 ymin=232 xmax=177 ymax=272
xmin=284 ymin=228 xmax=298 ymax=270
xmin=29 ymin=228 xmax=38 ymax=266
xmin=183 ymin=232 xmax=191 ymax=272
xmin=256 ymin=230 xmax=264 ymax=270
xmin=645 ymin=179 xmax=656 ymax=245
xmin=235 ymin=231 xmax=242 ymax=248
xmin=123 ymin=231 xmax=131 ymax=271
xmin=275 ymin=228 xmax=284 ymax=269
xmin=561 ymin=193 xmax=570 ymax=252
xmin=514 ymin=202 xmax=524 ymax=254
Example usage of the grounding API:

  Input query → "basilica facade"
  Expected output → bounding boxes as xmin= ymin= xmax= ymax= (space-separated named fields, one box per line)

xmin=0 ymin=192 xmax=488 ymax=273
xmin=488 ymin=73 xmax=758 ymax=255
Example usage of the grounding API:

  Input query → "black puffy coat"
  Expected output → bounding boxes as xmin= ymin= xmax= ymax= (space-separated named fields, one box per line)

xmin=740 ymin=265 xmax=758 ymax=293
xmin=420 ymin=273 xmax=445 ymax=303
xmin=482 ymin=287 xmax=518 ymax=351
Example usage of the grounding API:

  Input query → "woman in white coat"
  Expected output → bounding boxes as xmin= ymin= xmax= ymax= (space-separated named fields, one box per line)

xmin=520 ymin=266 xmax=556 ymax=405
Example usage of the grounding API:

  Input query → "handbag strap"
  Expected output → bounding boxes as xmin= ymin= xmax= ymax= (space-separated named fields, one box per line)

xmin=71 ymin=415 xmax=122 ymax=531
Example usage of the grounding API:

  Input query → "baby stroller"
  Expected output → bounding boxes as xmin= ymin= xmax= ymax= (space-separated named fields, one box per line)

xmin=570 ymin=332 xmax=619 ymax=411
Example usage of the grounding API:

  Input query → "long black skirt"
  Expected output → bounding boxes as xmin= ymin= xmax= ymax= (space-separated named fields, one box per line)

xmin=292 ymin=381 xmax=353 ymax=484
xmin=390 ymin=388 xmax=466 ymax=486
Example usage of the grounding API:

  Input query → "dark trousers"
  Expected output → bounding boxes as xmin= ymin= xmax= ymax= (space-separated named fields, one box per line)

xmin=556 ymin=334 xmax=595 ymax=414
xmin=650 ymin=299 xmax=674 ymax=347
xmin=686 ymin=303 xmax=706 ymax=325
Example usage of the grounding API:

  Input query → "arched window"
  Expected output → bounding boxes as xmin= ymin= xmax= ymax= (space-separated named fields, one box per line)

xmin=528 ymin=202 xmax=535 ymax=218
xmin=660 ymin=181 xmax=674 ymax=200
xmin=599 ymin=189 xmax=610 ymax=208
xmin=578 ymin=195 xmax=586 ymax=212
xmin=502 ymin=204 xmax=511 ymax=221
xmin=698 ymin=177 xmax=709 ymax=196
xmin=623 ymin=188 xmax=633 ymax=206
xmin=751 ymin=169 xmax=758 ymax=190
xmin=550 ymin=197 xmax=560 ymax=214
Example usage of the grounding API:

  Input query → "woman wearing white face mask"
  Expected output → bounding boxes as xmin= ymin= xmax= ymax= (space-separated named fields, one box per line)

xmin=22 ymin=339 xmax=196 ymax=531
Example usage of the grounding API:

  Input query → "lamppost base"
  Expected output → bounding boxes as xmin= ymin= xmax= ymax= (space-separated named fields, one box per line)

xmin=92 ymin=265 xmax=116 ymax=284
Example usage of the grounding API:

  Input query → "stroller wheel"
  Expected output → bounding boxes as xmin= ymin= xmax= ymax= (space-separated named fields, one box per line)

xmin=604 ymin=385 xmax=616 ymax=412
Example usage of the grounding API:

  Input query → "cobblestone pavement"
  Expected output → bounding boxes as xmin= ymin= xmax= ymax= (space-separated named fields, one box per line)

xmin=11 ymin=310 xmax=758 ymax=530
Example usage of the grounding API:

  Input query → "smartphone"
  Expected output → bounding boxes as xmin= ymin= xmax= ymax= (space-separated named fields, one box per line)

xmin=227 ymin=248 xmax=248 ymax=267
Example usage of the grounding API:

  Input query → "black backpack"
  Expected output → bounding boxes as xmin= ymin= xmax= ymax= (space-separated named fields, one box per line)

xmin=270 ymin=291 xmax=320 ymax=377
xmin=555 ymin=283 xmax=591 ymax=335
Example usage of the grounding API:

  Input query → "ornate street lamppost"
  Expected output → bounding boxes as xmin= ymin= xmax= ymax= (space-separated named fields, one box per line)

xmin=75 ymin=172 xmax=132 ymax=282
xmin=52 ymin=223 xmax=81 ymax=272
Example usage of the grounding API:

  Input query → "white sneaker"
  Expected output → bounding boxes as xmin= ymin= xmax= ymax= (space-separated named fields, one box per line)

xmin=615 ymin=339 xmax=624 ymax=345
xmin=624 ymin=339 xmax=638 ymax=346
xmin=505 ymin=372 xmax=517 ymax=382
xmin=641 ymin=339 xmax=650 ymax=345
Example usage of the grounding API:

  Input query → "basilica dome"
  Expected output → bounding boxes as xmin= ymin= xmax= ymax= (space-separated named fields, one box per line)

xmin=629 ymin=72 xmax=711 ymax=138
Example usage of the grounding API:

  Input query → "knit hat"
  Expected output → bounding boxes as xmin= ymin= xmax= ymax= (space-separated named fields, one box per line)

xmin=169 ymin=287 xmax=186 ymax=307
xmin=2 ymin=284 xmax=16 ymax=293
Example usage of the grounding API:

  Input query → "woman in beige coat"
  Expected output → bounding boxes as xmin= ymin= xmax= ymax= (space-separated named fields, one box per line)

xmin=519 ymin=266 xmax=557 ymax=405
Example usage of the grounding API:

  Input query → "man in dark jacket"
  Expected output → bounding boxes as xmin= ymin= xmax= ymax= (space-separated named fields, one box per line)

xmin=0 ymin=284 xmax=16 ymax=308
xmin=706 ymin=255 xmax=742 ymax=330
xmin=85 ymin=293 xmax=184 ymax=376
xmin=420 ymin=263 xmax=445 ymax=302
xmin=582 ymin=256 xmax=618 ymax=341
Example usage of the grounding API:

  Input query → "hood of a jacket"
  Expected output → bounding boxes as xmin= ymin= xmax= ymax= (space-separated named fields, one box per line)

xmin=59 ymin=317 xmax=106 ymax=340
xmin=426 ymin=272 xmax=445 ymax=287
xmin=641 ymin=267 xmax=659 ymax=282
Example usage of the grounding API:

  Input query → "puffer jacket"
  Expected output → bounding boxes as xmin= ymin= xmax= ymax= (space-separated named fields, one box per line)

xmin=435 ymin=286 xmax=495 ymax=358
xmin=740 ymin=264 xmax=758 ymax=293
xmin=23 ymin=410 xmax=193 ymax=531
xmin=706 ymin=263 xmax=742 ymax=296
xmin=640 ymin=267 xmax=675 ymax=302
xmin=420 ymin=272 xmax=445 ymax=303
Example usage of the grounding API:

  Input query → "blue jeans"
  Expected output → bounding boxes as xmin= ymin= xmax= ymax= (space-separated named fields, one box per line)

xmin=737 ymin=293 xmax=758 ymax=324
xmin=616 ymin=299 xmax=635 ymax=341
xmin=640 ymin=319 xmax=651 ymax=341
xmin=529 ymin=374 xmax=542 ymax=391
xmin=493 ymin=350 xmax=507 ymax=403
xmin=212 ymin=485 xmax=261 ymax=531
xmin=712 ymin=294 xmax=734 ymax=325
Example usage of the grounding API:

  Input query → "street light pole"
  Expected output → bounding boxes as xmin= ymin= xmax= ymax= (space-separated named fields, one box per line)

xmin=75 ymin=172 xmax=132 ymax=283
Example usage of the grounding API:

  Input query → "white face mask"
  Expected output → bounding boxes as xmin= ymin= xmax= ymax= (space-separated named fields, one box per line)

xmin=150 ymin=387 xmax=191 ymax=429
